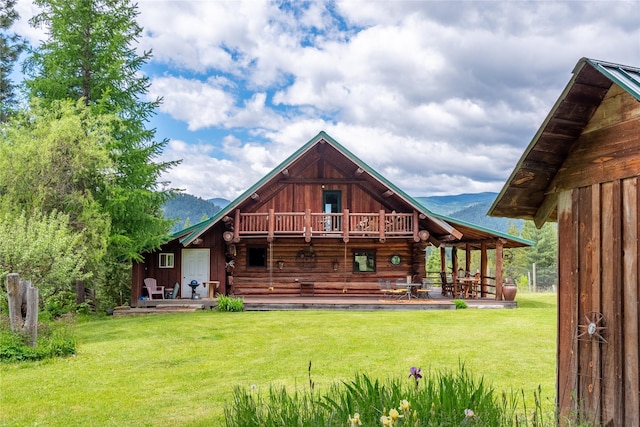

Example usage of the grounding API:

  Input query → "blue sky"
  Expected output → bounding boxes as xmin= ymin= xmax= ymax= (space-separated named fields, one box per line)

xmin=13 ymin=0 xmax=640 ymax=200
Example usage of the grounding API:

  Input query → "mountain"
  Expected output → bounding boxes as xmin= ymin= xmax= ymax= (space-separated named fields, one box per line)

xmin=441 ymin=200 xmax=523 ymax=234
xmin=414 ymin=192 xmax=498 ymax=216
xmin=162 ymin=194 xmax=225 ymax=232
xmin=415 ymin=192 xmax=523 ymax=234
xmin=207 ymin=198 xmax=230 ymax=209
xmin=163 ymin=192 xmax=521 ymax=235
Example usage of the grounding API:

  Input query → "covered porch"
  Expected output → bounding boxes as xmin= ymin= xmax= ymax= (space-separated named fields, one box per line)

xmin=134 ymin=286 xmax=517 ymax=311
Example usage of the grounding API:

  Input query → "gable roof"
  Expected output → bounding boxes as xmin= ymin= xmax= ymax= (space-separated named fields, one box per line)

xmin=488 ymin=58 xmax=640 ymax=225
xmin=173 ymin=131 xmax=531 ymax=249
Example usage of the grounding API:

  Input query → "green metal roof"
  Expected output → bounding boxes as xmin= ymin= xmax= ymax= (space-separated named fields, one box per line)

xmin=587 ymin=58 xmax=640 ymax=102
xmin=177 ymin=131 xmax=453 ymax=245
xmin=175 ymin=131 xmax=530 ymax=247
xmin=425 ymin=210 xmax=535 ymax=247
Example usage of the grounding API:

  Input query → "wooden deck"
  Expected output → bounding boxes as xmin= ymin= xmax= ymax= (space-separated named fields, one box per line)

xmin=133 ymin=288 xmax=516 ymax=311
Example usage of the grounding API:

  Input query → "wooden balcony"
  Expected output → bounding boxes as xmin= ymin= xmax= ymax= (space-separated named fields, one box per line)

xmin=225 ymin=209 xmax=429 ymax=243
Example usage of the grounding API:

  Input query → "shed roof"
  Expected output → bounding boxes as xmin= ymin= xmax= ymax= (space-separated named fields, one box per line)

xmin=172 ymin=131 xmax=531 ymax=249
xmin=488 ymin=58 xmax=640 ymax=226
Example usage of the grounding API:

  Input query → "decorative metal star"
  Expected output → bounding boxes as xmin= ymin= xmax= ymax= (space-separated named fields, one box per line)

xmin=577 ymin=311 xmax=607 ymax=343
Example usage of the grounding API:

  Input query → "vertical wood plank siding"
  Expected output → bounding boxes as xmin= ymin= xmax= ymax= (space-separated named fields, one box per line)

xmin=622 ymin=178 xmax=639 ymax=425
xmin=558 ymin=179 xmax=640 ymax=426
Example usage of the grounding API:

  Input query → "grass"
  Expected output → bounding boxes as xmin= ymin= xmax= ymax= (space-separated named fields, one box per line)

xmin=0 ymin=292 xmax=557 ymax=426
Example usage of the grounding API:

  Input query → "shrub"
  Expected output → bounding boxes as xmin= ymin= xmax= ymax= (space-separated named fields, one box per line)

xmin=0 ymin=210 xmax=89 ymax=304
xmin=217 ymin=294 xmax=244 ymax=312
xmin=44 ymin=291 xmax=77 ymax=318
xmin=0 ymin=315 xmax=76 ymax=362
xmin=454 ymin=299 xmax=468 ymax=309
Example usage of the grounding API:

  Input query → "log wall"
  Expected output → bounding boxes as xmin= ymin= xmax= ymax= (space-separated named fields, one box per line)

xmin=228 ymin=238 xmax=426 ymax=296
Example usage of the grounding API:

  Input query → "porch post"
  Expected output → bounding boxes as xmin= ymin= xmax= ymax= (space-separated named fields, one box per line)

xmin=480 ymin=241 xmax=487 ymax=297
xmin=451 ymin=246 xmax=458 ymax=274
xmin=440 ymin=246 xmax=446 ymax=273
xmin=495 ymin=239 xmax=504 ymax=300
xmin=465 ymin=244 xmax=471 ymax=273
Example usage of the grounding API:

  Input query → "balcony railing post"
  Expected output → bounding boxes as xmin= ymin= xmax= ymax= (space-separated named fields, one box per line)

xmin=413 ymin=210 xmax=419 ymax=242
xmin=342 ymin=209 xmax=350 ymax=242
xmin=233 ymin=209 xmax=241 ymax=242
xmin=379 ymin=210 xmax=386 ymax=242
xmin=304 ymin=208 xmax=312 ymax=242
xmin=267 ymin=208 xmax=275 ymax=242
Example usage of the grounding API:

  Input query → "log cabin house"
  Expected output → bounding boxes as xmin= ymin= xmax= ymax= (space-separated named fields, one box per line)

xmin=132 ymin=131 xmax=530 ymax=303
xmin=489 ymin=58 xmax=640 ymax=426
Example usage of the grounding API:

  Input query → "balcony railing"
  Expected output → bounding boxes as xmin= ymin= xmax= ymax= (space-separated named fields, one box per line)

xmin=229 ymin=209 xmax=425 ymax=242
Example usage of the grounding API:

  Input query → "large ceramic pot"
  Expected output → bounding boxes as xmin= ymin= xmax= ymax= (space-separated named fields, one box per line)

xmin=502 ymin=284 xmax=518 ymax=301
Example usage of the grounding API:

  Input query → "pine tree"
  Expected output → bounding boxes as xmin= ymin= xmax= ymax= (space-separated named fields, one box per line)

xmin=25 ymin=0 xmax=178 ymax=259
xmin=0 ymin=0 xmax=25 ymax=122
xmin=521 ymin=221 xmax=558 ymax=289
xmin=24 ymin=0 xmax=179 ymax=305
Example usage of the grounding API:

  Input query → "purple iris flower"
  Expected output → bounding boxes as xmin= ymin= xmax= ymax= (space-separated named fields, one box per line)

xmin=409 ymin=367 xmax=422 ymax=386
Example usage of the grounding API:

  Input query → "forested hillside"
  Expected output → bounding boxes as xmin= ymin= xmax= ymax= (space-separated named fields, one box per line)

xmin=444 ymin=201 xmax=523 ymax=234
xmin=163 ymin=194 xmax=223 ymax=232
xmin=416 ymin=193 xmax=521 ymax=234
xmin=414 ymin=192 xmax=498 ymax=216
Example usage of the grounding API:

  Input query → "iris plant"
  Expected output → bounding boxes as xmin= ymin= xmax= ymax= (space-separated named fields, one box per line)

xmin=408 ymin=367 xmax=422 ymax=388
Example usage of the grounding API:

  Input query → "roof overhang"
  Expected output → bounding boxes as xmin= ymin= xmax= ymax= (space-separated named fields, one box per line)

xmin=488 ymin=58 xmax=640 ymax=227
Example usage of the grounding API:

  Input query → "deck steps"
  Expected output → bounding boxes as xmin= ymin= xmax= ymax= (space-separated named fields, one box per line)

xmin=117 ymin=302 xmax=213 ymax=314
xmin=156 ymin=303 xmax=205 ymax=310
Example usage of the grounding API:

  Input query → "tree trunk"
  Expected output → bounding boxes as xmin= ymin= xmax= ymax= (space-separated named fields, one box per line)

xmin=6 ymin=273 xmax=39 ymax=347
xmin=6 ymin=273 xmax=23 ymax=333
xmin=24 ymin=282 xmax=38 ymax=347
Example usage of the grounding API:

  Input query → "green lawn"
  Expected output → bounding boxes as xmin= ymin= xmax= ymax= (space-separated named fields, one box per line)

xmin=0 ymin=293 xmax=557 ymax=426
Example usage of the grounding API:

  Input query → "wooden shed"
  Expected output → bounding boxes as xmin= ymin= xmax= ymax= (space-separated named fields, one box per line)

xmin=133 ymin=131 xmax=530 ymax=304
xmin=490 ymin=58 xmax=640 ymax=425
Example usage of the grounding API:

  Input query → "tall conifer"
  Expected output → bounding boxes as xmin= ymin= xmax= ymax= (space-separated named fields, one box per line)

xmin=24 ymin=0 xmax=179 ymax=303
xmin=0 ymin=0 xmax=25 ymax=122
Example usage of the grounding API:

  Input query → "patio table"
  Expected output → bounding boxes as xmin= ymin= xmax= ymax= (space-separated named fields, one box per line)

xmin=457 ymin=277 xmax=479 ymax=298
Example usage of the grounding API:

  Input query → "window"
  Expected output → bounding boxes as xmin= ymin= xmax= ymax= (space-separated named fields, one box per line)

xmin=353 ymin=250 xmax=376 ymax=273
xmin=159 ymin=253 xmax=174 ymax=268
xmin=247 ymin=246 xmax=267 ymax=268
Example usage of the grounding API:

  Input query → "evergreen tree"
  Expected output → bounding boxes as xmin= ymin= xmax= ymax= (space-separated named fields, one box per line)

xmin=521 ymin=221 xmax=558 ymax=290
xmin=503 ymin=221 xmax=529 ymax=284
xmin=25 ymin=0 xmax=177 ymax=259
xmin=24 ymin=0 xmax=179 ymax=306
xmin=0 ymin=0 xmax=25 ymax=122
xmin=425 ymin=247 xmax=442 ymax=273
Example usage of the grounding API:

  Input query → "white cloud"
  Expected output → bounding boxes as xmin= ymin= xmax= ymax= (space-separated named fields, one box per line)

xmin=12 ymin=0 xmax=640 ymax=201
xmin=149 ymin=76 xmax=236 ymax=130
xmin=159 ymin=138 xmax=255 ymax=200
xmin=14 ymin=0 xmax=44 ymax=44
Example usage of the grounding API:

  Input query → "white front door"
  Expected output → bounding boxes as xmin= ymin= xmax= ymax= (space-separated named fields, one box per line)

xmin=181 ymin=249 xmax=210 ymax=298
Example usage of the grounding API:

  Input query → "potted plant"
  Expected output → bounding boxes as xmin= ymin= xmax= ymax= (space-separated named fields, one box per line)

xmin=502 ymin=277 xmax=517 ymax=301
